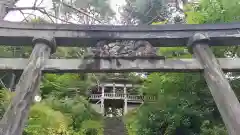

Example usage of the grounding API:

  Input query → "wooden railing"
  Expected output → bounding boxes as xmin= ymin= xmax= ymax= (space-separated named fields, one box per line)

xmin=89 ymin=93 xmax=156 ymax=102
xmin=90 ymin=94 xmax=102 ymax=99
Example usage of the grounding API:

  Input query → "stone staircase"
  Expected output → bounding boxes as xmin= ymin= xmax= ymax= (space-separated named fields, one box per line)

xmin=104 ymin=117 xmax=128 ymax=135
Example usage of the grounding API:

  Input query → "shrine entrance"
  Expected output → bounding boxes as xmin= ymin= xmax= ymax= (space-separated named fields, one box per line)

xmin=104 ymin=99 xmax=124 ymax=117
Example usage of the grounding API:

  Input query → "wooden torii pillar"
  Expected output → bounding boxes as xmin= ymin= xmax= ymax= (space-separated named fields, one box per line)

xmin=0 ymin=36 xmax=56 ymax=135
xmin=188 ymin=33 xmax=240 ymax=135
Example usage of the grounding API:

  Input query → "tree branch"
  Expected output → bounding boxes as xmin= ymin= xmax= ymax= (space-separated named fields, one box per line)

xmin=57 ymin=0 xmax=102 ymax=23
xmin=39 ymin=9 xmax=55 ymax=23
xmin=18 ymin=9 xmax=29 ymax=22
xmin=7 ymin=7 xmax=45 ymax=11
xmin=33 ymin=0 xmax=38 ymax=7
xmin=38 ymin=9 xmax=73 ymax=24
xmin=20 ymin=12 xmax=38 ymax=22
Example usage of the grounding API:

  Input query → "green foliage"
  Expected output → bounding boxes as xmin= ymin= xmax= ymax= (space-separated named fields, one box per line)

xmin=122 ymin=0 xmax=167 ymax=24
xmin=159 ymin=47 xmax=191 ymax=58
xmin=19 ymin=72 xmax=102 ymax=135
xmin=24 ymin=101 xmax=103 ymax=135
xmin=186 ymin=0 xmax=240 ymax=24
xmin=52 ymin=47 xmax=85 ymax=58
xmin=125 ymin=1 xmax=240 ymax=132
xmin=0 ymin=46 xmax=32 ymax=58
xmin=30 ymin=17 xmax=50 ymax=23
xmin=0 ymin=89 xmax=12 ymax=118
xmin=44 ymin=96 xmax=101 ymax=131
xmin=132 ymin=72 xmax=226 ymax=135
xmin=24 ymin=103 xmax=70 ymax=135
xmin=0 ymin=69 xmax=97 ymax=135
xmin=185 ymin=11 xmax=205 ymax=24
xmin=124 ymin=108 xmax=139 ymax=135
xmin=200 ymin=120 xmax=227 ymax=135
xmin=41 ymin=73 xmax=93 ymax=98
xmin=80 ymin=120 xmax=103 ymax=135
xmin=198 ymin=0 xmax=240 ymax=23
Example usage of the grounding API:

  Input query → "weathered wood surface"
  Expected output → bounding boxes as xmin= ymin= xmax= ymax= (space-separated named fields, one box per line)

xmin=0 ymin=37 xmax=54 ymax=135
xmin=0 ymin=58 xmax=240 ymax=72
xmin=0 ymin=21 xmax=240 ymax=46
xmin=190 ymin=34 xmax=240 ymax=135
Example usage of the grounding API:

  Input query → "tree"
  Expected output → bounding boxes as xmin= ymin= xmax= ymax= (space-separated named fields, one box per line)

xmin=51 ymin=0 xmax=115 ymax=24
xmin=121 ymin=0 xmax=186 ymax=25
xmin=124 ymin=0 xmax=240 ymax=134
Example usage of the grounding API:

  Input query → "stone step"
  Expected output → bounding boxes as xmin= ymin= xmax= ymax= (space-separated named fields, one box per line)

xmin=104 ymin=117 xmax=128 ymax=135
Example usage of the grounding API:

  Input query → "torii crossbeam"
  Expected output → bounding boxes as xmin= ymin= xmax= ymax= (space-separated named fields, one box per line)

xmin=0 ymin=57 xmax=239 ymax=73
xmin=0 ymin=20 xmax=239 ymax=46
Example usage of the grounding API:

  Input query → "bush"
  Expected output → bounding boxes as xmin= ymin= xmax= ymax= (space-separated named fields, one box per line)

xmin=80 ymin=120 xmax=103 ymax=135
xmin=84 ymin=128 xmax=98 ymax=135
xmin=0 ymin=89 xmax=12 ymax=118
xmin=24 ymin=103 xmax=70 ymax=135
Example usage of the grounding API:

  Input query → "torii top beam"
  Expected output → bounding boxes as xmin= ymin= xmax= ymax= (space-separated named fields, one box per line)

xmin=0 ymin=21 xmax=240 ymax=47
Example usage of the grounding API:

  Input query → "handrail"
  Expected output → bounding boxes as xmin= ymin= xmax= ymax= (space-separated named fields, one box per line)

xmin=89 ymin=93 xmax=156 ymax=101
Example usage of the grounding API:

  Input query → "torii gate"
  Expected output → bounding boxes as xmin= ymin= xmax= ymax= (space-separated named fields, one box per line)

xmin=0 ymin=3 xmax=240 ymax=135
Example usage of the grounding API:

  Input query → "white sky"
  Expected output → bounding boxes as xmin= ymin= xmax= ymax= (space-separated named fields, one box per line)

xmin=5 ymin=0 xmax=126 ymax=22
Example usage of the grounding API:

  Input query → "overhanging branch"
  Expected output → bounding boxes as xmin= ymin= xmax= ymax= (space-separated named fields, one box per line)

xmin=7 ymin=7 xmax=45 ymax=11
xmin=57 ymin=0 xmax=102 ymax=23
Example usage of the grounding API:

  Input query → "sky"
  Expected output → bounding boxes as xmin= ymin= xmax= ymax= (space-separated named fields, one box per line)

xmin=5 ymin=0 xmax=126 ymax=22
